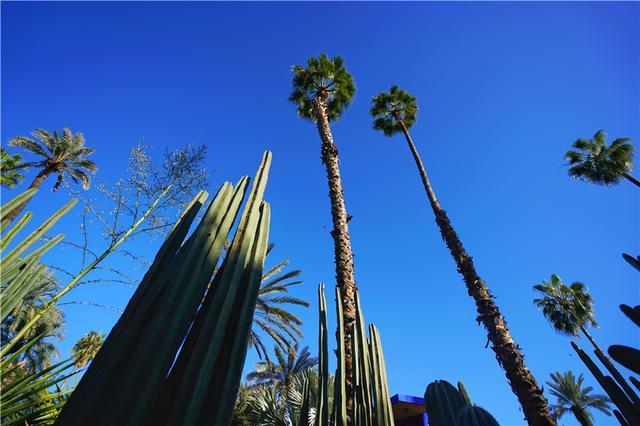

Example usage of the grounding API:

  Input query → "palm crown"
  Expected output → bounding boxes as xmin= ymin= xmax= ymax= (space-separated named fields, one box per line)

xmin=533 ymin=274 xmax=597 ymax=337
xmin=246 ymin=345 xmax=317 ymax=388
xmin=565 ymin=130 xmax=635 ymax=185
xmin=9 ymin=128 xmax=97 ymax=190
xmin=72 ymin=331 xmax=104 ymax=368
xmin=546 ymin=371 xmax=611 ymax=425
xmin=370 ymin=85 xmax=418 ymax=136
xmin=289 ymin=53 xmax=355 ymax=122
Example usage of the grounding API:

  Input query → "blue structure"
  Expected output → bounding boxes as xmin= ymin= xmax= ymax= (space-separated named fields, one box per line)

xmin=391 ymin=394 xmax=428 ymax=426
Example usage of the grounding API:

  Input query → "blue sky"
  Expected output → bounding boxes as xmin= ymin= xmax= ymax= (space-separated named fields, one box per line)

xmin=2 ymin=2 xmax=639 ymax=424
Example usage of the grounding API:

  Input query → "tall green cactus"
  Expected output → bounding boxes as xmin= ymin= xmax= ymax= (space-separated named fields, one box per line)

xmin=312 ymin=285 xmax=394 ymax=426
xmin=56 ymin=152 xmax=273 ymax=426
xmin=424 ymin=379 xmax=500 ymax=426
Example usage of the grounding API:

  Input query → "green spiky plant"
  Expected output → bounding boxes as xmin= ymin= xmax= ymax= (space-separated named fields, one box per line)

xmin=423 ymin=379 xmax=500 ymax=426
xmin=4 ymin=128 xmax=97 ymax=224
xmin=546 ymin=371 xmax=611 ymax=426
xmin=56 ymin=152 xmax=273 ymax=425
xmin=1 ymin=189 xmax=78 ymax=425
xmin=565 ymin=130 xmax=638 ymax=188
xmin=371 ymin=85 xmax=554 ymax=425
xmin=290 ymin=54 xmax=359 ymax=416
xmin=302 ymin=284 xmax=394 ymax=426
xmin=1 ymin=147 xmax=26 ymax=188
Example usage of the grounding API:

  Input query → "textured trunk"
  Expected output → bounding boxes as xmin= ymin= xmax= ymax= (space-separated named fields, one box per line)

xmin=397 ymin=118 xmax=556 ymax=426
xmin=623 ymin=173 xmax=640 ymax=188
xmin=580 ymin=325 xmax=640 ymax=406
xmin=313 ymin=96 xmax=357 ymax=422
xmin=3 ymin=167 xmax=52 ymax=224
xmin=570 ymin=406 xmax=593 ymax=426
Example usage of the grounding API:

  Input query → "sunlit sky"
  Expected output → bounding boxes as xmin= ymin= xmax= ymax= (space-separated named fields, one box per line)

xmin=2 ymin=2 xmax=639 ymax=424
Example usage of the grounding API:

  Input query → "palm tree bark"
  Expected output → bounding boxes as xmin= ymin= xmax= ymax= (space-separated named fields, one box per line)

xmin=3 ymin=167 xmax=52 ymax=224
xmin=396 ymin=117 xmax=556 ymax=426
xmin=623 ymin=173 xmax=640 ymax=188
xmin=313 ymin=95 xmax=357 ymax=421
xmin=580 ymin=325 xmax=640 ymax=406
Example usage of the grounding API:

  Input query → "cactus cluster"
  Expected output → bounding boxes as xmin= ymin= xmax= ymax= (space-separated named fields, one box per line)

xmin=424 ymin=379 xmax=500 ymax=426
xmin=55 ymin=152 xmax=273 ymax=425
xmin=302 ymin=284 xmax=394 ymax=426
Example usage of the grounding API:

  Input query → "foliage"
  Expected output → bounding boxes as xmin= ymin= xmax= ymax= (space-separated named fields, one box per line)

xmin=289 ymin=53 xmax=356 ymax=122
xmin=565 ymin=130 xmax=636 ymax=186
xmin=370 ymin=85 xmax=418 ymax=136
xmin=71 ymin=331 xmax=104 ymax=368
xmin=533 ymin=274 xmax=598 ymax=337
xmin=8 ymin=128 xmax=97 ymax=190
xmin=250 ymin=244 xmax=308 ymax=361
xmin=546 ymin=371 xmax=611 ymax=426
xmin=1 ymin=189 xmax=78 ymax=425
xmin=1 ymin=147 xmax=26 ymax=188
xmin=56 ymin=152 xmax=273 ymax=425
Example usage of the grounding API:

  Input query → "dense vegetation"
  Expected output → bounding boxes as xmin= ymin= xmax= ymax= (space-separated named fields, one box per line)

xmin=0 ymin=53 xmax=637 ymax=426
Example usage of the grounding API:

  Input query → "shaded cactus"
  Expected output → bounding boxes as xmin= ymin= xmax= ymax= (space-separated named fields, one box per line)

xmin=455 ymin=405 xmax=501 ymax=426
xmin=424 ymin=380 xmax=470 ymax=426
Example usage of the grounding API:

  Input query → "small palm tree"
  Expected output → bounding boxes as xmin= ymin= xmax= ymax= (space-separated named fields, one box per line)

xmin=71 ymin=331 xmax=104 ymax=369
xmin=247 ymin=345 xmax=317 ymax=422
xmin=546 ymin=371 xmax=611 ymax=426
xmin=533 ymin=274 xmax=598 ymax=340
xmin=4 ymin=128 xmax=97 ymax=223
xmin=290 ymin=53 xmax=358 ymax=414
xmin=0 ymin=147 xmax=26 ymax=188
xmin=371 ymin=86 xmax=555 ymax=425
xmin=565 ymin=130 xmax=638 ymax=188
xmin=251 ymin=244 xmax=309 ymax=362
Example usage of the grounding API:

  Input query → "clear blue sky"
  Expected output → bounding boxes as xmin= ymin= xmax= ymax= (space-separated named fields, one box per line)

xmin=2 ymin=2 xmax=639 ymax=424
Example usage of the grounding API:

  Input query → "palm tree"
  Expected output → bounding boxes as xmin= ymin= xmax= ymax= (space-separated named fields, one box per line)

xmin=247 ymin=345 xmax=318 ymax=422
xmin=289 ymin=53 xmax=357 ymax=415
xmin=370 ymin=86 xmax=555 ymax=425
xmin=546 ymin=371 xmax=611 ymax=426
xmin=0 ymin=147 xmax=26 ymax=188
xmin=4 ymin=128 xmax=97 ymax=223
xmin=71 ymin=331 xmax=104 ymax=369
xmin=565 ymin=130 xmax=638 ymax=188
xmin=251 ymin=244 xmax=309 ymax=362
xmin=533 ymin=274 xmax=638 ymax=403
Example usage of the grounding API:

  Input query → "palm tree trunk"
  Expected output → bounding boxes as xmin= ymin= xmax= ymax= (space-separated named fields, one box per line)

xmin=396 ymin=119 xmax=556 ymax=426
xmin=579 ymin=325 xmax=640 ymax=406
xmin=313 ymin=96 xmax=357 ymax=422
xmin=570 ymin=406 xmax=593 ymax=426
xmin=623 ymin=173 xmax=640 ymax=188
xmin=3 ymin=167 xmax=52 ymax=224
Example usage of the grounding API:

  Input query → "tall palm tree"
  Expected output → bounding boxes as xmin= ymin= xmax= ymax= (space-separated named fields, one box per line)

xmin=546 ymin=371 xmax=611 ymax=426
xmin=370 ymin=85 xmax=555 ymax=425
xmin=71 ymin=331 xmax=104 ymax=369
xmin=4 ymin=128 xmax=97 ymax=223
xmin=565 ymin=130 xmax=638 ymax=188
xmin=0 ymin=147 xmax=26 ymax=188
xmin=289 ymin=53 xmax=357 ymax=415
xmin=247 ymin=345 xmax=318 ymax=422
xmin=251 ymin=244 xmax=309 ymax=362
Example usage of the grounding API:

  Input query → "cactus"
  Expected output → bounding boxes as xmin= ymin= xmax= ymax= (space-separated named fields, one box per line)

xmin=311 ymin=285 xmax=394 ymax=426
xmin=424 ymin=380 xmax=500 ymax=426
xmin=56 ymin=152 xmax=273 ymax=426
xmin=609 ymin=345 xmax=640 ymax=375
xmin=424 ymin=380 xmax=470 ymax=426
xmin=455 ymin=406 xmax=500 ymax=426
